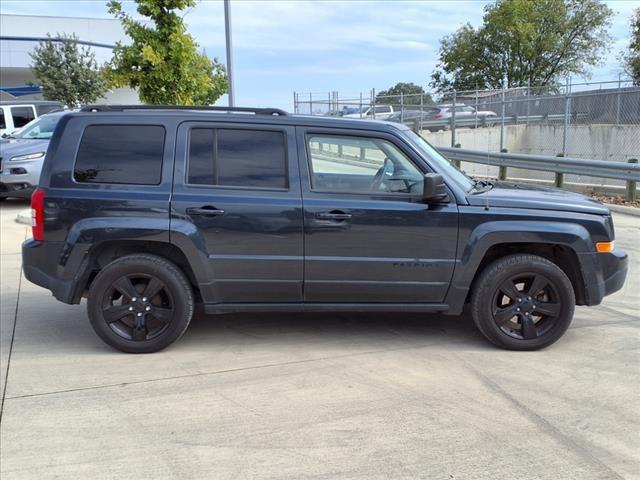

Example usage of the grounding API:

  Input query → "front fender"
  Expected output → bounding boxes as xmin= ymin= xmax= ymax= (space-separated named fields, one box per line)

xmin=444 ymin=220 xmax=592 ymax=314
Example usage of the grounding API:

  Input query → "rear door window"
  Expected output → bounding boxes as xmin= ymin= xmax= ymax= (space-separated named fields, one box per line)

xmin=0 ymin=108 xmax=5 ymax=130
xmin=74 ymin=125 xmax=165 ymax=185
xmin=187 ymin=128 xmax=287 ymax=189
xmin=10 ymin=106 xmax=35 ymax=128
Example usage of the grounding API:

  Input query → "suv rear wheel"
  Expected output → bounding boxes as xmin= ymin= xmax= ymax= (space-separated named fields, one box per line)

xmin=87 ymin=254 xmax=194 ymax=353
xmin=470 ymin=254 xmax=575 ymax=350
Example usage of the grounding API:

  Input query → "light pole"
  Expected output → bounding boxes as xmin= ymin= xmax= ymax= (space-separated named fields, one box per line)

xmin=224 ymin=0 xmax=235 ymax=107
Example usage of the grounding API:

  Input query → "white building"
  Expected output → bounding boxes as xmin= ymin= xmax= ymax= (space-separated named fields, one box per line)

xmin=0 ymin=14 xmax=139 ymax=103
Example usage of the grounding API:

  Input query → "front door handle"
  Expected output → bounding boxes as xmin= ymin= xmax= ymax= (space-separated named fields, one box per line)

xmin=186 ymin=206 xmax=226 ymax=216
xmin=315 ymin=210 xmax=352 ymax=221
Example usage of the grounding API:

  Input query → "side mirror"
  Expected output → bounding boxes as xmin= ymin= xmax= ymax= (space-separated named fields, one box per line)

xmin=422 ymin=173 xmax=448 ymax=203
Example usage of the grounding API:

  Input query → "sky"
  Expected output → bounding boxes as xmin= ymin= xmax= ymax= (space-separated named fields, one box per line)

xmin=1 ymin=0 xmax=638 ymax=109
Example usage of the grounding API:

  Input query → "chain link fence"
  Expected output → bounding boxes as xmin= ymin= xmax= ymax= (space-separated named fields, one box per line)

xmin=293 ymin=80 xmax=640 ymax=195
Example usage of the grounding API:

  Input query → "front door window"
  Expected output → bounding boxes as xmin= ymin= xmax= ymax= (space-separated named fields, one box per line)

xmin=307 ymin=135 xmax=423 ymax=195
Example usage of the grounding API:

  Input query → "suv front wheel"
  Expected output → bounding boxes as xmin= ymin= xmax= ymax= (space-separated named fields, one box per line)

xmin=87 ymin=254 xmax=194 ymax=353
xmin=471 ymin=254 xmax=575 ymax=350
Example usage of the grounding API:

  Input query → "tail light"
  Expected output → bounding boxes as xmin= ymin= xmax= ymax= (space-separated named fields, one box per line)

xmin=433 ymin=114 xmax=443 ymax=119
xmin=31 ymin=188 xmax=45 ymax=241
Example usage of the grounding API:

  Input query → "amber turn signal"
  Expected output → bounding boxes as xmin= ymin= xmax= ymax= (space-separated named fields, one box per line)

xmin=596 ymin=242 xmax=614 ymax=253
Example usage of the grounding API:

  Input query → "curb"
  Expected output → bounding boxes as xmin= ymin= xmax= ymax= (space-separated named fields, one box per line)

xmin=605 ymin=203 xmax=640 ymax=217
xmin=16 ymin=209 xmax=31 ymax=225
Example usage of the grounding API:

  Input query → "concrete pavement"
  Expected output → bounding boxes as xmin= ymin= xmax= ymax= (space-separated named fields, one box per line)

xmin=0 ymin=198 xmax=638 ymax=479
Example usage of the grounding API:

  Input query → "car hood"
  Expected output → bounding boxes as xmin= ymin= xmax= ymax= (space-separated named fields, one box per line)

xmin=0 ymin=139 xmax=50 ymax=158
xmin=466 ymin=181 xmax=609 ymax=215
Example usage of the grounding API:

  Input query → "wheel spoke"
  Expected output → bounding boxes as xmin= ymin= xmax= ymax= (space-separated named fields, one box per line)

xmin=520 ymin=315 xmax=537 ymax=340
xmin=499 ymin=280 xmax=520 ymax=300
xmin=152 ymin=307 xmax=173 ymax=324
xmin=535 ymin=301 xmax=561 ymax=318
xmin=143 ymin=277 xmax=164 ymax=300
xmin=132 ymin=325 xmax=147 ymax=341
xmin=103 ymin=304 xmax=132 ymax=324
xmin=494 ymin=305 xmax=517 ymax=325
xmin=528 ymin=275 xmax=548 ymax=297
xmin=113 ymin=276 xmax=138 ymax=300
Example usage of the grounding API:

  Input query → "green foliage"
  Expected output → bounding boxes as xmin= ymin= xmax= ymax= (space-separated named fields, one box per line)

xmin=29 ymin=34 xmax=108 ymax=106
xmin=105 ymin=0 xmax=227 ymax=105
xmin=622 ymin=9 xmax=640 ymax=85
xmin=430 ymin=0 xmax=613 ymax=92
xmin=376 ymin=82 xmax=432 ymax=105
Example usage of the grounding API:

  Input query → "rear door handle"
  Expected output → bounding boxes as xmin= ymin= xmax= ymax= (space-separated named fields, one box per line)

xmin=186 ymin=206 xmax=226 ymax=216
xmin=315 ymin=210 xmax=352 ymax=221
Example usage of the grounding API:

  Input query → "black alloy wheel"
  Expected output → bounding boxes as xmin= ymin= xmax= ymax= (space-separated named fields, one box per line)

xmin=471 ymin=254 xmax=575 ymax=350
xmin=102 ymin=274 xmax=175 ymax=341
xmin=87 ymin=254 xmax=194 ymax=353
xmin=492 ymin=273 xmax=561 ymax=340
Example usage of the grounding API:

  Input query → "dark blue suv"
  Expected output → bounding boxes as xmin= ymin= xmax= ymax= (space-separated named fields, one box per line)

xmin=22 ymin=106 xmax=628 ymax=353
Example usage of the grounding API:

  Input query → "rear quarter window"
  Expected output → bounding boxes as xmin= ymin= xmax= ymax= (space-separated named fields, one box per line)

xmin=74 ymin=125 xmax=165 ymax=185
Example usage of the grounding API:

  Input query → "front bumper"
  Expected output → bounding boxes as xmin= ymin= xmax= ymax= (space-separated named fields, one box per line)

xmin=0 ymin=181 xmax=35 ymax=198
xmin=0 ymin=159 xmax=42 ymax=198
xmin=600 ymin=249 xmax=629 ymax=297
xmin=578 ymin=249 xmax=629 ymax=305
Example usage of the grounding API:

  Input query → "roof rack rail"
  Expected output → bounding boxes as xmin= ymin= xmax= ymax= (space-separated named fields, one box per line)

xmin=79 ymin=105 xmax=288 ymax=116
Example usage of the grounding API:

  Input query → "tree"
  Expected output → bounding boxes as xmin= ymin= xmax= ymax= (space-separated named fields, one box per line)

xmin=105 ymin=0 xmax=228 ymax=105
xmin=376 ymin=82 xmax=433 ymax=105
xmin=429 ymin=0 xmax=613 ymax=92
xmin=29 ymin=34 xmax=108 ymax=106
xmin=621 ymin=9 xmax=640 ymax=85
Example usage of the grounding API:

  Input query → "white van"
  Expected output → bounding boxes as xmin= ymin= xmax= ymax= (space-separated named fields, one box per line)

xmin=0 ymin=101 xmax=64 ymax=136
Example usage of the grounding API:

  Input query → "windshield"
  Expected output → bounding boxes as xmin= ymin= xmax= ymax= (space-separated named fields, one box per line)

xmin=11 ymin=114 xmax=62 ymax=139
xmin=401 ymin=129 xmax=475 ymax=191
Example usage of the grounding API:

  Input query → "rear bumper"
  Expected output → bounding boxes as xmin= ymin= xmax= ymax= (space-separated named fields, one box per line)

xmin=579 ymin=249 xmax=629 ymax=306
xmin=22 ymin=239 xmax=86 ymax=304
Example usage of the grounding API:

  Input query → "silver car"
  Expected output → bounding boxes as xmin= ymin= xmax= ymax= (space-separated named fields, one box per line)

xmin=0 ymin=110 xmax=69 ymax=201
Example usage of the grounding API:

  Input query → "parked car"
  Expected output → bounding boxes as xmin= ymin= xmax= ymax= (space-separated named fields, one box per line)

xmin=386 ymin=108 xmax=440 ymax=130
xmin=343 ymin=104 xmax=395 ymax=120
xmin=333 ymin=106 xmax=361 ymax=117
xmin=0 ymin=101 xmax=64 ymax=137
xmin=422 ymin=104 xmax=498 ymax=131
xmin=22 ymin=105 xmax=628 ymax=353
xmin=0 ymin=110 xmax=70 ymax=200
xmin=431 ymin=104 xmax=497 ymax=120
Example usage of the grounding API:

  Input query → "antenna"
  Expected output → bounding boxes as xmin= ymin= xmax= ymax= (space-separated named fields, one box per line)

xmin=485 ymin=100 xmax=491 ymax=211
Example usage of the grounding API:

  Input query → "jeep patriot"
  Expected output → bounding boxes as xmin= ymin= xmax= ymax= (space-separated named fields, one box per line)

xmin=21 ymin=105 xmax=629 ymax=353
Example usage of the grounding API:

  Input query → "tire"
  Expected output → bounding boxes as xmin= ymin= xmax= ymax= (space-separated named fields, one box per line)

xmin=470 ymin=254 xmax=575 ymax=351
xmin=87 ymin=254 xmax=194 ymax=353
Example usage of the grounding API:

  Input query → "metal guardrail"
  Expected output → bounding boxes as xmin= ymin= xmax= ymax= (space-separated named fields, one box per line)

xmin=395 ymin=113 xmax=589 ymax=130
xmin=437 ymin=147 xmax=640 ymax=182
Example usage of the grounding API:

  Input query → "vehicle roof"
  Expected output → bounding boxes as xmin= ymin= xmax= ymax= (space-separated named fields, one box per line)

xmin=0 ymin=100 xmax=64 ymax=106
xmin=65 ymin=109 xmax=412 ymax=133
